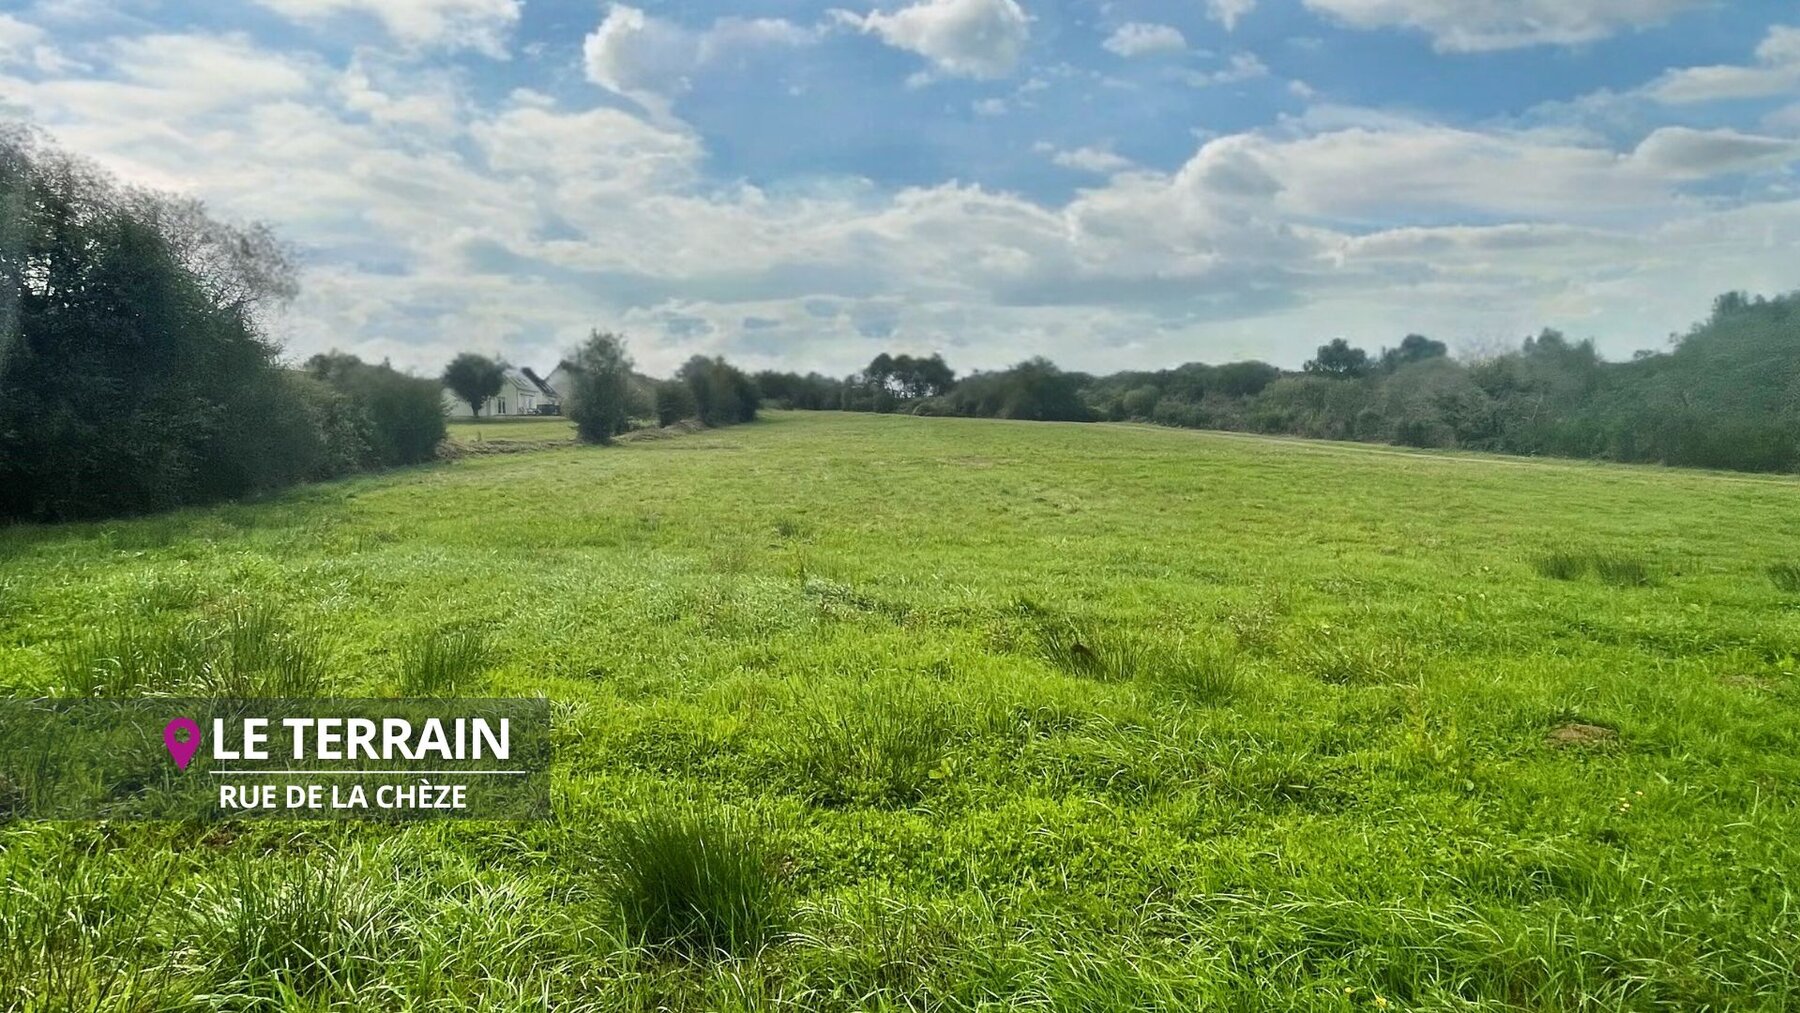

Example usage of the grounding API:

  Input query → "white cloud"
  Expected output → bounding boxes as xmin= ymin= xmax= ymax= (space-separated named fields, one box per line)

xmin=0 ymin=13 xmax=43 ymax=64
xmin=837 ymin=0 xmax=1030 ymax=79
xmin=1627 ymin=126 xmax=1800 ymax=178
xmin=1206 ymin=0 xmax=1257 ymax=31
xmin=252 ymin=0 xmax=521 ymax=57
xmin=9 ymin=14 xmax=1800 ymax=378
xmin=1036 ymin=142 xmax=1134 ymax=173
xmin=1303 ymin=0 xmax=1704 ymax=52
xmin=583 ymin=5 xmax=821 ymax=107
xmin=1646 ymin=24 xmax=1800 ymax=103
xmin=0 ymin=12 xmax=78 ymax=73
xmin=1103 ymin=22 xmax=1187 ymax=58
xmin=1173 ymin=52 xmax=1270 ymax=87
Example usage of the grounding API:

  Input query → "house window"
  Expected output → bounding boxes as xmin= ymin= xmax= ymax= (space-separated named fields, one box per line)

xmin=497 ymin=398 xmax=506 ymax=415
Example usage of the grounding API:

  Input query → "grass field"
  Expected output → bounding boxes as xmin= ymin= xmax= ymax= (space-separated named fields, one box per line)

xmin=445 ymin=415 xmax=578 ymax=447
xmin=2 ymin=411 xmax=1799 ymax=1010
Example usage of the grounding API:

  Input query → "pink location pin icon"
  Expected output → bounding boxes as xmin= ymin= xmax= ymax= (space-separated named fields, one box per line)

xmin=164 ymin=717 xmax=201 ymax=771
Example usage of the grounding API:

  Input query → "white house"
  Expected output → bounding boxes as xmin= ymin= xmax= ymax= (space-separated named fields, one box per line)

xmin=442 ymin=366 xmax=562 ymax=418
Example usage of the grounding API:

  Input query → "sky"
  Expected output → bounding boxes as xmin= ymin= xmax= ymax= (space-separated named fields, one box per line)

xmin=1 ymin=0 xmax=1797 ymax=378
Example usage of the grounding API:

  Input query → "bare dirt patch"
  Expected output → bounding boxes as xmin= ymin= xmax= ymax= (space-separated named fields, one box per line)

xmin=1545 ymin=723 xmax=1618 ymax=749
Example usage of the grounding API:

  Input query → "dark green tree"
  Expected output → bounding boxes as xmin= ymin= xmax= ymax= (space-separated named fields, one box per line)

xmin=1303 ymin=339 xmax=1372 ymax=378
xmin=564 ymin=330 xmax=636 ymax=443
xmin=442 ymin=353 xmax=506 ymax=417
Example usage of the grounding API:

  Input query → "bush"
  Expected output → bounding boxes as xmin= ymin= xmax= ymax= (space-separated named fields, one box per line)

xmin=679 ymin=356 xmax=759 ymax=426
xmin=653 ymin=378 xmax=698 ymax=426
xmin=0 ymin=128 xmax=301 ymax=520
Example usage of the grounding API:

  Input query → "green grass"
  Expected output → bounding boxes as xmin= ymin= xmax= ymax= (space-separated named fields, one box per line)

xmin=445 ymin=415 xmax=576 ymax=446
xmin=2 ymin=411 xmax=1799 ymax=1009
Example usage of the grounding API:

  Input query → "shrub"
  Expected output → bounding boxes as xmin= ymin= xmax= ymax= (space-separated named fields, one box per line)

xmin=653 ymin=378 xmax=699 ymax=426
xmin=604 ymin=806 xmax=785 ymax=955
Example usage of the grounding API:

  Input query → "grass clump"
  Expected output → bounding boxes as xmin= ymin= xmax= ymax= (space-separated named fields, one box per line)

xmin=1532 ymin=550 xmax=1656 ymax=587
xmin=1767 ymin=562 xmax=1800 ymax=593
xmin=782 ymin=681 xmax=954 ymax=806
xmin=201 ymin=606 xmax=330 ymax=697
xmin=1533 ymin=551 xmax=1591 ymax=581
xmin=397 ymin=628 xmax=491 ymax=696
xmin=604 ymin=805 xmax=786 ymax=956
xmin=56 ymin=607 xmax=326 ymax=697
xmin=1591 ymin=552 xmax=1654 ymax=587
xmin=1138 ymin=639 xmax=1242 ymax=705
xmin=201 ymin=856 xmax=391 ymax=998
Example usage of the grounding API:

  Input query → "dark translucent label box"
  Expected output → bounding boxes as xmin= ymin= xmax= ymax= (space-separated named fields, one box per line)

xmin=0 ymin=698 xmax=550 ymax=821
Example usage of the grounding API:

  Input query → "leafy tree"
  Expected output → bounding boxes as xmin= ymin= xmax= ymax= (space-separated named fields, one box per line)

xmin=564 ymin=330 xmax=636 ymax=443
xmin=1379 ymin=334 xmax=1449 ymax=372
xmin=442 ymin=353 xmax=506 ymax=417
xmin=1303 ymin=339 xmax=1372 ymax=378
xmin=654 ymin=378 xmax=699 ymax=425
xmin=678 ymin=355 xmax=759 ymax=426
xmin=0 ymin=126 xmax=303 ymax=520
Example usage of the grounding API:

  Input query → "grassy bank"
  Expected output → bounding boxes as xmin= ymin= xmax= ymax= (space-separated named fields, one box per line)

xmin=1 ymin=411 xmax=1797 ymax=1010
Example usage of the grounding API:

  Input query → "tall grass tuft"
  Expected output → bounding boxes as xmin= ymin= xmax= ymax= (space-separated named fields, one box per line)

xmin=1768 ymin=562 xmax=1800 ymax=593
xmin=397 ymin=628 xmax=491 ymax=696
xmin=783 ymin=682 xmax=953 ymax=806
xmin=604 ymin=806 xmax=786 ymax=956
xmin=201 ymin=606 xmax=330 ymax=697
xmin=56 ymin=621 xmax=203 ymax=697
xmin=1533 ymin=550 xmax=1655 ymax=587
xmin=1591 ymin=552 xmax=1654 ymax=587
xmin=203 ymin=857 xmax=390 ymax=998
xmin=1140 ymin=639 xmax=1242 ymax=705
xmin=56 ymin=608 xmax=328 ymax=697
xmin=1532 ymin=551 xmax=1589 ymax=581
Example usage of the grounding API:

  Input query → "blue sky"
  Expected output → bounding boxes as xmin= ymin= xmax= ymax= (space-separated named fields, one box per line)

xmin=2 ymin=0 xmax=1797 ymax=376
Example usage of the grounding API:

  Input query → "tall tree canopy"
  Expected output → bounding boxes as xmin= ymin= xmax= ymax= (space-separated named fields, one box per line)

xmin=441 ymin=353 xmax=506 ymax=417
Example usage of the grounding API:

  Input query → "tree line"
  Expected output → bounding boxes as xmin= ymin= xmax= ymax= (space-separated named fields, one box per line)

xmin=437 ymin=336 xmax=758 ymax=445
xmin=7 ymin=121 xmax=1796 ymax=525
xmin=0 ymin=126 xmax=445 ymax=522
xmin=755 ymin=292 xmax=1800 ymax=474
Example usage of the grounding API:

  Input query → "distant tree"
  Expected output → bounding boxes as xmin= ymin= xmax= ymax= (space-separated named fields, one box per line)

xmin=678 ymin=355 xmax=759 ymax=426
xmin=947 ymin=358 xmax=1093 ymax=422
xmin=1379 ymin=334 xmax=1449 ymax=371
xmin=564 ymin=330 xmax=636 ymax=443
xmin=1121 ymin=385 xmax=1161 ymax=418
xmin=442 ymin=353 xmax=506 ymax=417
xmin=653 ymin=378 xmax=698 ymax=426
xmin=1304 ymin=339 xmax=1372 ymax=378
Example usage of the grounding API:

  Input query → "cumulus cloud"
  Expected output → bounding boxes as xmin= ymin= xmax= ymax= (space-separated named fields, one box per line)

xmin=252 ymin=0 xmax=521 ymax=57
xmin=10 ymin=11 xmax=1800 ymax=377
xmin=1303 ymin=0 xmax=1704 ymax=52
xmin=1103 ymin=22 xmax=1186 ymax=58
xmin=1646 ymin=24 xmax=1800 ymax=103
xmin=583 ymin=5 xmax=821 ymax=107
xmin=836 ymin=0 xmax=1030 ymax=79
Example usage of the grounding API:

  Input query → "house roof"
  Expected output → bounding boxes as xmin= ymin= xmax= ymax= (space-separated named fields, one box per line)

xmin=520 ymin=366 xmax=559 ymax=399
